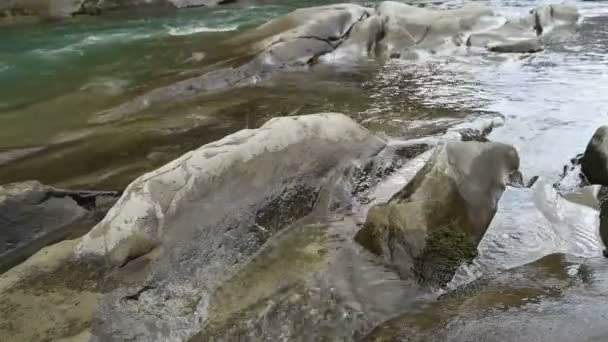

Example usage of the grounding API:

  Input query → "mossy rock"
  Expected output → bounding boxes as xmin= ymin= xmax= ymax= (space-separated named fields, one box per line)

xmin=413 ymin=224 xmax=477 ymax=286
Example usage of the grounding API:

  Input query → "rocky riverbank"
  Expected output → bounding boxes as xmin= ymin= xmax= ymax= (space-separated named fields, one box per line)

xmin=2 ymin=2 xmax=607 ymax=341
xmin=0 ymin=111 xmax=517 ymax=341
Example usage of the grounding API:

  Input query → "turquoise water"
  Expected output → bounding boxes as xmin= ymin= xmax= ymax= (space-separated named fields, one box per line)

xmin=0 ymin=5 xmax=284 ymax=110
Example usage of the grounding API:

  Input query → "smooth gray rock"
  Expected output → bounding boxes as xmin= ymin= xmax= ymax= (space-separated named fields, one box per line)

xmin=75 ymin=113 xmax=386 ymax=340
xmin=374 ymin=2 xmax=493 ymax=56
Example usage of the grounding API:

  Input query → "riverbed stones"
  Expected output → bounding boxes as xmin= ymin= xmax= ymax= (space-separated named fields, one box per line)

xmin=355 ymin=141 xmax=520 ymax=286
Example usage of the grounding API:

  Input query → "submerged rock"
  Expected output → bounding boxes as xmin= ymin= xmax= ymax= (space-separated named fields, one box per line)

xmin=355 ymin=141 xmax=520 ymax=286
xmin=0 ymin=181 xmax=118 ymax=273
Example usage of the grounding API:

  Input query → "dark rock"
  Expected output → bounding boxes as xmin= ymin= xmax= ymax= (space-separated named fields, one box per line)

xmin=489 ymin=38 xmax=544 ymax=53
xmin=582 ymin=126 xmax=608 ymax=186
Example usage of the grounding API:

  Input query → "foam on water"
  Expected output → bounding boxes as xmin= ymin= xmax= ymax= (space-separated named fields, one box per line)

xmin=31 ymin=32 xmax=153 ymax=56
xmin=166 ymin=24 xmax=239 ymax=36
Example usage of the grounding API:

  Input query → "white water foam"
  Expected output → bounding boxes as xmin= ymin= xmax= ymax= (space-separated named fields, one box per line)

xmin=166 ymin=24 xmax=238 ymax=36
xmin=31 ymin=32 xmax=153 ymax=56
xmin=0 ymin=63 xmax=11 ymax=73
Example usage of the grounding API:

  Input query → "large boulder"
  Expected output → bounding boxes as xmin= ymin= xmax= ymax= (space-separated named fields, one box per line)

xmin=355 ymin=141 xmax=520 ymax=286
xmin=77 ymin=113 xmax=381 ymax=266
xmin=581 ymin=126 xmax=608 ymax=186
xmin=0 ymin=181 xmax=118 ymax=273
xmin=75 ymin=113 xmax=389 ymax=340
xmin=0 ymin=113 xmax=387 ymax=341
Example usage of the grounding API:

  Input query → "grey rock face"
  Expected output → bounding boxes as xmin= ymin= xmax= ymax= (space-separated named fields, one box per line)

xmin=74 ymin=113 xmax=386 ymax=340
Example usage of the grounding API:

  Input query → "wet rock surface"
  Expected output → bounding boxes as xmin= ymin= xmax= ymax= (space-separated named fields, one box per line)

xmin=0 ymin=112 xmax=506 ymax=341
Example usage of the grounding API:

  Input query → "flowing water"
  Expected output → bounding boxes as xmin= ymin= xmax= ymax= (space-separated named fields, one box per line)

xmin=2 ymin=0 xmax=608 ymax=339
